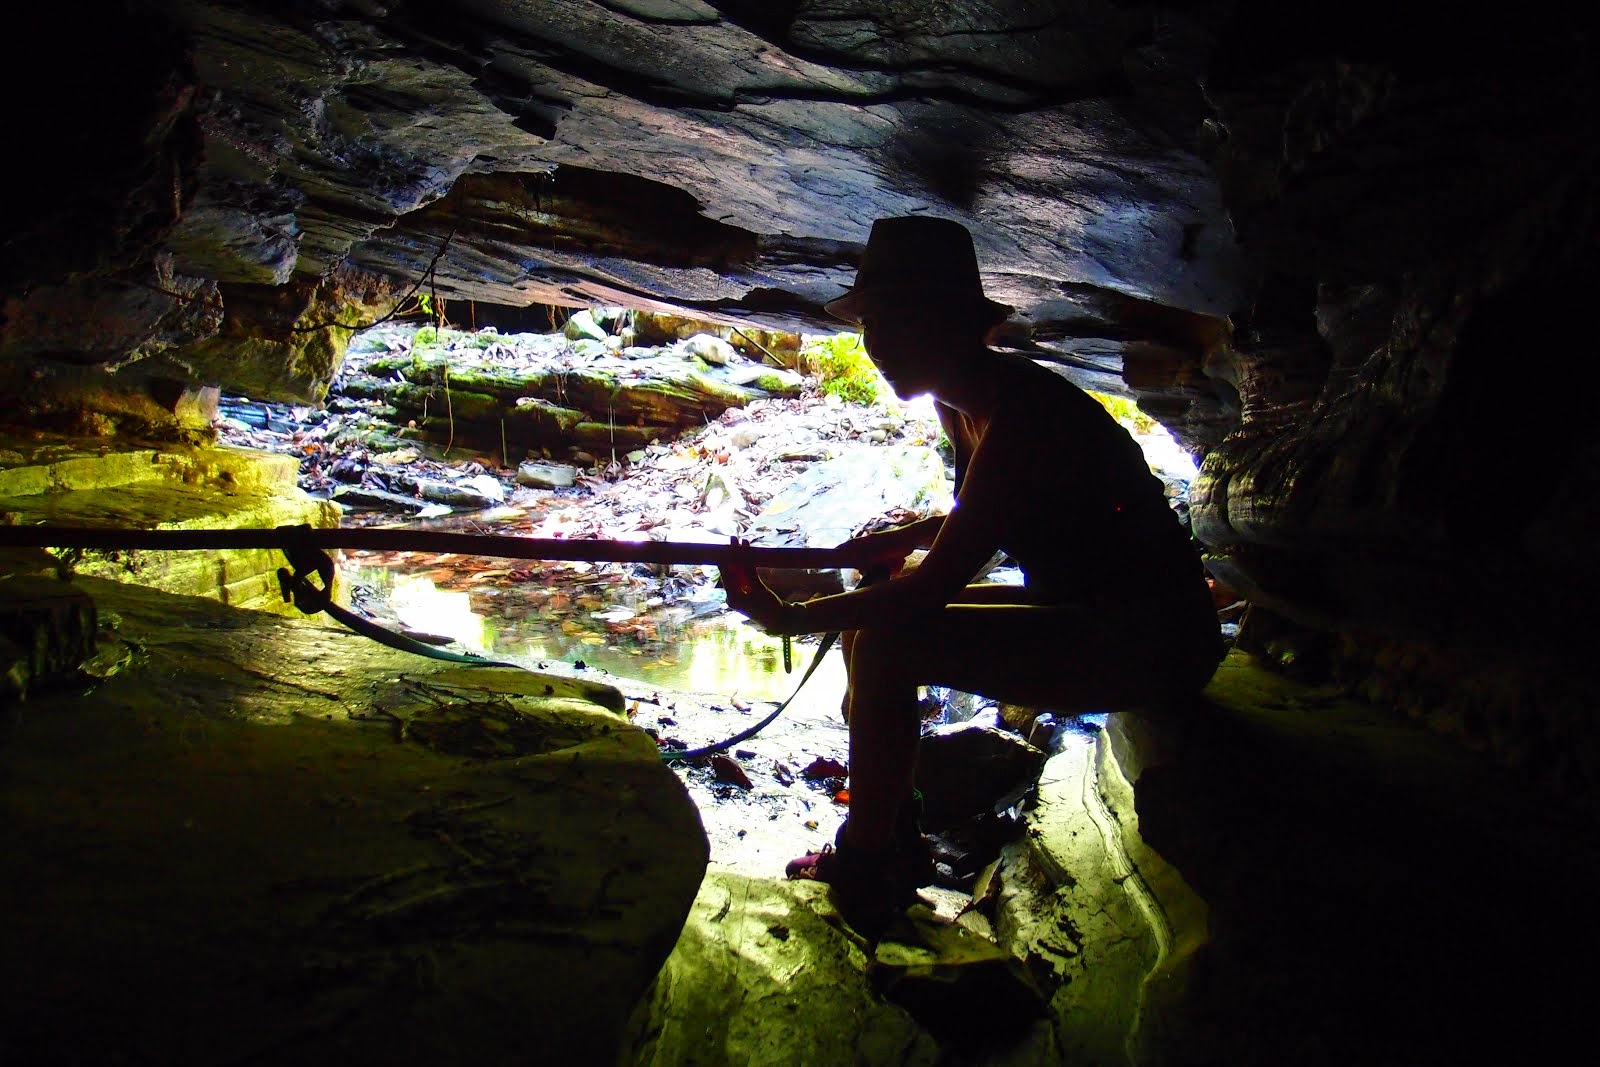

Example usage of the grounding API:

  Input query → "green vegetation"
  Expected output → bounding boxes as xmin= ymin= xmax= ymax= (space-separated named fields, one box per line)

xmin=1089 ymin=391 xmax=1161 ymax=435
xmin=801 ymin=332 xmax=887 ymax=406
xmin=412 ymin=324 xmax=464 ymax=350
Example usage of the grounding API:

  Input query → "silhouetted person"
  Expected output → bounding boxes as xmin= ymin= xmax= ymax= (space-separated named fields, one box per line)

xmin=720 ymin=217 xmax=1221 ymax=934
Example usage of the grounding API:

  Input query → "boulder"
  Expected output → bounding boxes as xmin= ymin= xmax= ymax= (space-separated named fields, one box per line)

xmin=410 ymin=477 xmax=499 ymax=509
xmin=563 ymin=308 xmax=610 ymax=342
xmin=683 ymin=332 xmax=735 ymax=366
xmin=915 ymin=719 xmax=1048 ymax=823
xmin=0 ymin=574 xmax=707 ymax=1065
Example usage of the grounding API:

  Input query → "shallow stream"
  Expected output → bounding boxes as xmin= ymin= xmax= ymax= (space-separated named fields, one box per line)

xmin=343 ymin=557 xmax=850 ymax=716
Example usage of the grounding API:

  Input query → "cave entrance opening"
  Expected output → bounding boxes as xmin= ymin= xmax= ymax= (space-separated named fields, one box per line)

xmin=214 ymin=310 xmax=960 ymax=737
xmin=213 ymin=308 xmax=1201 ymax=871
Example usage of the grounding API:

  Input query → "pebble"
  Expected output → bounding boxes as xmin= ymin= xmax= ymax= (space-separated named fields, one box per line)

xmin=684 ymin=333 xmax=736 ymax=366
xmin=516 ymin=461 xmax=577 ymax=489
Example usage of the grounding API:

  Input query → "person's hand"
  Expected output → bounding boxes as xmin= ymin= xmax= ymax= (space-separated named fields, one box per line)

xmin=718 ymin=537 xmax=792 ymax=634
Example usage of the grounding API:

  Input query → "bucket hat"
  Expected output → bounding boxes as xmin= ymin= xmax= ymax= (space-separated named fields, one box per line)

xmin=824 ymin=216 xmax=1012 ymax=326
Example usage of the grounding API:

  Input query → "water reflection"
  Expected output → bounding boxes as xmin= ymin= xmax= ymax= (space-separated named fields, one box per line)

xmin=346 ymin=563 xmax=844 ymax=706
xmin=379 ymin=572 xmax=495 ymax=652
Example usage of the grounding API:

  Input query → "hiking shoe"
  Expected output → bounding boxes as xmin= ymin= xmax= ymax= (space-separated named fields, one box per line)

xmin=787 ymin=817 xmax=935 ymax=889
xmin=786 ymin=836 xmax=920 ymax=937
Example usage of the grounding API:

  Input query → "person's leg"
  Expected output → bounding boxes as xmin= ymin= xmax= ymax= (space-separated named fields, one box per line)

xmin=795 ymin=598 xmax=1215 ymax=930
xmin=835 ymin=594 xmax=1085 ymax=858
xmin=839 ymin=624 xmax=921 ymax=853
xmin=838 ymin=629 xmax=856 ymax=723
xmin=837 ymin=598 xmax=1212 ymax=853
xmin=832 ymin=584 xmax=1037 ymax=830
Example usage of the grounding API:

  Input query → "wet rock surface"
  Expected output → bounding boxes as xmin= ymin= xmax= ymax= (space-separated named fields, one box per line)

xmin=0 ymin=433 xmax=339 ymax=614
xmin=636 ymin=648 xmax=1600 ymax=1066
xmin=1085 ymin=654 xmax=1600 ymax=1065
xmin=629 ymin=872 xmax=1056 ymax=1066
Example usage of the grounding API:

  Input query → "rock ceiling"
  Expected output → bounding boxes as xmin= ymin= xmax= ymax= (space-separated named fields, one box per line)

xmin=9 ymin=1 xmax=1280 ymax=442
xmin=171 ymin=0 xmax=1247 ymax=316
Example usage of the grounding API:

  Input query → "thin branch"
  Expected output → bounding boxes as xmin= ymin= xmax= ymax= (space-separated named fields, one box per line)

xmin=290 ymin=226 xmax=459 ymax=334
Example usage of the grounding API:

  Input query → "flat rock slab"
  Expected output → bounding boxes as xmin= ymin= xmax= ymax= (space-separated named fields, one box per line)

xmin=628 ymin=872 xmax=1057 ymax=1065
xmin=0 ymin=576 xmax=707 ymax=1065
xmin=746 ymin=444 xmax=948 ymax=551
xmin=991 ymin=652 xmax=1600 ymax=1066
xmin=0 ymin=433 xmax=338 ymax=614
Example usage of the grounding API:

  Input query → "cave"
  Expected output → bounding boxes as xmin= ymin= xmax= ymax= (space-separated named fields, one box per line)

xmin=2 ymin=2 xmax=1597 ymax=1065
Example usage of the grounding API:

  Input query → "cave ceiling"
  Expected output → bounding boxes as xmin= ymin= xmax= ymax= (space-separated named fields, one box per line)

xmin=170 ymin=0 xmax=1246 ymax=316
xmin=7 ymin=1 xmax=1269 ymax=437
xmin=6 ymin=1 xmax=1589 ymax=458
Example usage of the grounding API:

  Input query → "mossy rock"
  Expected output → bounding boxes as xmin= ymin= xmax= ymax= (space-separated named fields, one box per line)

xmin=0 ymin=577 xmax=707 ymax=1064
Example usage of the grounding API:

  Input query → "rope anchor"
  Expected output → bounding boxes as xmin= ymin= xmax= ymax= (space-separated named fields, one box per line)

xmin=276 ymin=542 xmax=336 ymax=615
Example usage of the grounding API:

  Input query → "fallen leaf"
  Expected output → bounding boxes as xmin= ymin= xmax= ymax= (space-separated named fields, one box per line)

xmin=709 ymin=755 xmax=753 ymax=789
xmin=801 ymin=756 xmax=848 ymax=779
xmin=462 ymin=569 xmax=514 ymax=584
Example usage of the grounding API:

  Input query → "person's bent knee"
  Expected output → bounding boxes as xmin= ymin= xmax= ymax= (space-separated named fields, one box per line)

xmin=842 ymin=627 xmax=923 ymax=716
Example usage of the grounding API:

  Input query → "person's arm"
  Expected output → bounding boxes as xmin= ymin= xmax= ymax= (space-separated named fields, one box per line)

xmin=844 ymin=513 xmax=945 ymax=571
xmin=720 ymin=510 xmax=955 ymax=633
xmin=769 ymin=420 xmax=1025 ymax=634
xmin=892 ymin=513 xmax=947 ymax=550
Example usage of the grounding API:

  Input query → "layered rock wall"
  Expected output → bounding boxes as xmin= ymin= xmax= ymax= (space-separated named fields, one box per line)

xmin=1189 ymin=20 xmax=1599 ymax=805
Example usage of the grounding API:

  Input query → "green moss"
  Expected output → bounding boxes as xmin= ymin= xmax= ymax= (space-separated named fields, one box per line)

xmin=1088 ymin=391 xmax=1160 ymax=435
xmin=801 ymin=332 xmax=885 ymax=406
xmin=411 ymin=325 xmax=464 ymax=350
xmin=754 ymin=372 xmax=787 ymax=392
